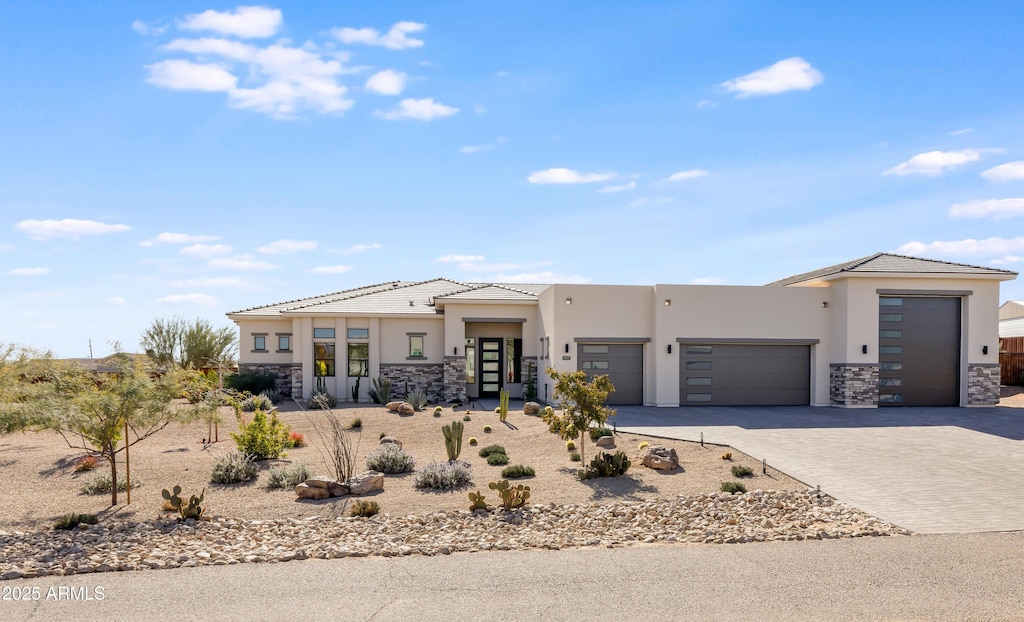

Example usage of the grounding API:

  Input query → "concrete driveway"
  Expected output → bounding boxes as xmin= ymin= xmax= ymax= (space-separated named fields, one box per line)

xmin=614 ymin=405 xmax=1024 ymax=534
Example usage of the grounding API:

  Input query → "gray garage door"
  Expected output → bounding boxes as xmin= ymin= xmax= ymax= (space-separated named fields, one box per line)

xmin=679 ymin=344 xmax=810 ymax=406
xmin=577 ymin=343 xmax=643 ymax=405
xmin=878 ymin=296 xmax=960 ymax=406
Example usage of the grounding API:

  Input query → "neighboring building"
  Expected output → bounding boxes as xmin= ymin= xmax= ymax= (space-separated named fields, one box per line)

xmin=228 ymin=253 xmax=1016 ymax=408
xmin=999 ymin=300 xmax=1024 ymax=338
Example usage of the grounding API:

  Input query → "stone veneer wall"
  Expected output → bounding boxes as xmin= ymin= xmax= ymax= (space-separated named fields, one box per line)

xmin=381 ymin=363 xmax=445 ymax=404
xmin=829 ymin=364 xmax=879 ymax=407
xmin=967 ymin=364 xmax=1000 ymax=406
xmin=238 ymin=363 xmax=302 ymax=398
xmin=442 ymin=357 xmax=468 ymax=403
xmin=521 ymin=356 xmax=539 ymax=400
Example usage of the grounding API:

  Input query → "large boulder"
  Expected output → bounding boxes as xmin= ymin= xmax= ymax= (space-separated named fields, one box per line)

xmin=328 ymin=481 xmax=350 ymax=497
xmin=347 ymin=471 xmax=385 ymax=496
xmin=385 ymin=401 xmax=404 ymax=412
xmin=639 ymin=445 xmax=679 ymax=470
xmin=295 ymin=483 xmax=331 ymax=500
xmin=379 ymin=436 xmax=403 ymax=449
xmin=595 ymin=435 xmax=616 ymax=448
xmin=397 ymin=403 xmax=415 ymax=416
xmin=523 ymin=401 xmax=541 ymax=415
xmin=304 ymin=476 xmax=334 ymax=489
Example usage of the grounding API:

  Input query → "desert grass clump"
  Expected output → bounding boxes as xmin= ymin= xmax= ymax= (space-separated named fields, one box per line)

xmin=721 ymin=481 xmax=747 ymax=494
xmin=348 ymin=417 xmax=362 ymax=429
xmin=569 ymin=451 xmax=581 ymax=462
xmin=266 ymin=463 xmax=316 ymax=489
xmin=365 ymin=443 xmax=416 ymax=474
xmin=731 ymin=465 xmax=754 ymax=478
xmin=350 ymin=499 xmax=380 ymax=517
xmin=80 ymin=471 xmax=141 ymax=495
xmin=721 ymin=452 xmax=733 ymax=461
xmin=478 ymin=444 xmax=506 ymax=458
xmin=486 ymin=452 xmax=509 ymax=466
xmin=501 ymin=464 xmax=535 ymax=479
xmin=54 ymin=513 xmax=98 ymax=530
xmin=589 ymin=426 xmax=613 ymax=442
xmin=414 ymin=460 xmax=473 ymax=490
xmin=463 ymin=415 xmax=472 ymax=422
xmin=306 ymin=393 xmax=361 ymax=484
xmin=210 ymin=451 xmax=259 ymax=484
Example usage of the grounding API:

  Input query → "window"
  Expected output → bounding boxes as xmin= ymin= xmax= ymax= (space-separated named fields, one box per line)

xmin=879 ymin=298 xmax=903 ymax=306
xmin=465 ymin=338 xmax=476 ymax=384
xmin=409 ymin=335 xmax=424 ymax=358
xmin=686 ymin=361 xmax=712 ymax=370
xmin=348 ymin=343 xmax=369 ymax=377
xmin=686 ymin=345 xmax=712 ymax=354
xmin=582 ymin=361 xmax=609 ymax=370
xmin=506 ymin=339 xmax=522 ymax=383
xmin=544 ymin=337 xmax=550 ymax=359
xmin=313 ymin=328 xmax=335 ymax=339
xmin=277 ymin=335 xmax=291 ymax=351
xmin=347 ymin=328 xmax=369 ymax=340
xmin=686 ymin=377 xmax=712 ymax=386
xmin=314 ymin=343 xmax=335 ymax=377
xmin=879 ymin=330 xmax=903 ymax=339
xmin=879 ymin=346 xmax=902 ymax=354
xmin=880 ymin=362 xmax=903 ymax=371
xmin=879 ymin=394 xmax=903 ymax=403
xmin=879 ymin=378 xmax=903 ymax=387
xmin=880 ymin=314 xmax=903 ymax=322
xmin=582 ymin=344 xmax=609 ymax=354
xmin=686 ymin=393 xmax=712 ymax=402
xmin=253 ymin=335 xmax=267 ymax=351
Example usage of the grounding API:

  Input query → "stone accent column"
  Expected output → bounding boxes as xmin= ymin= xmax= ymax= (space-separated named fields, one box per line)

xmin=238 ymin=363 xmax=302 ymax=398
xmin=830 ymin=364 xmax=879 ymax=407
xmin=381 ymin=363 xmax=445 ymax=404
xmin=443 ymin=356 xmax=467 ymax=403
xmin=967 ymin=364 xmax=1000 ymax=406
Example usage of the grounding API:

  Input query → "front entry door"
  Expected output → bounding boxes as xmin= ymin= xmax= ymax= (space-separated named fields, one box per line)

xmin=479 ymin=338 xmax=503 ymax=398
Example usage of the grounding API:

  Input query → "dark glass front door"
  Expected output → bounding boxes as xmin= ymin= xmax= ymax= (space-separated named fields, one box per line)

xmin=479 ymin=338 xmax=502 ymax=397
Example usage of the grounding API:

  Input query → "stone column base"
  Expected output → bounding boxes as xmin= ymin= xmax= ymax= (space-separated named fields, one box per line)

xmin=829 ymin=364 xmax=879 ymax=407
xmin=967 ymin=364 xmax=1000 ymax=406
xmin=443 ymin=357 xmax=467 ymax=403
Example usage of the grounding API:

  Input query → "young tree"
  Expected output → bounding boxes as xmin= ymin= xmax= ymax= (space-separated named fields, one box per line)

xmin=141 ymin=316 xmax=238 ymax=370
xmin=542 ymin=368 xmax=616 ymax=466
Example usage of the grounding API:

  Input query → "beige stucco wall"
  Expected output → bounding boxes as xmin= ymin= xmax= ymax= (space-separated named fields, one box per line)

xmin=236 ymin=319 xmax=295 ymax=365
xmin=379 ymin=318 xmax=445 ymax=363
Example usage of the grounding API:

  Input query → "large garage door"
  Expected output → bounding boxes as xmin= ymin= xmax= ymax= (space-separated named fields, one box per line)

xmin=878 ymin=296 xmax=960 ymax=406
xmin=577 ymin=343 xmax=643 ymax=405
xmin=679 ymin=344 xmax=810 ymax=406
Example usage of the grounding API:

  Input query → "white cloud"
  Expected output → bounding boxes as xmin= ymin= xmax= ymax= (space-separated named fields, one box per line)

xmin=139 ymin=232 xmax=219 ymax=246
xmin=146 ymin=59 xmax=239 ymax=92
xmin=667 ymin=169 xmax=708 ymax=181
xmin=109 ymin=296 xmax=128 ymax=305
xmin=0 ymin=243 xmax=14 ymax=252
xmin=179 ymin=6 xmax=282 ymax=39
xmin=527 ymin=168 xmax=616 ymax=185
xmin=257 ymin=239 xmax=317 ymax=254
xmin=696 ymin=99 xmax=717 ymax=109
xmin=897 ymin=236 xmax=1024 ymax=256
xmin=157 ymin=293 xmax=218 ymax=305
xmin=949 ymin=198 xmax=1024 ymax=220
xmin=459 ymin=136 xmax=506 ymax=154
xmin=15 ymin=219 xmax=131 ymax=240
xmin=598 ymin=181 xmax=636 ymax=193
xmin=691 ymin=277 xmax=725 ymax=285
xmin=310 ymin=265 xmax=352 ymax=274
xmin=721 ymin=57 xmax=823 ymax=98
xmin=6 ymin=267 xmax=50 ymax=276
xmin=437 ymin=254 xmax=484 ymax=263
xmin=981 ymin=162 xmax=1024 ymax=183
xmin=208 ymin=257 xmax=277 ymax=271
xmin=331 ymin=243 xmax=381 ymax=254
xmin=629 ymin=197 xmax=675 ymax=208
xmin=131 ymin=20 xmax=167 ymax=37
xmin=333 ymin=21 xmax=426 ymax=50
xmin=168 ymin=277 xmax=247 ymax=288
xmin=376 ymin=98 xmax=459 ymax=121
xmin=949 ymin=128 xmax=974 ymax=136
xmin=180 ymin=243 xmax=233 ymax=258
xmin=884 ymin=149 xmax=998 ymax=177
xmin=990 ymin=255 xmax=1024 ymax=265
xmin=492 ymin=271 xmax=589 ymax=284
xmin=364 ymin=69 xmax=407 ymax=95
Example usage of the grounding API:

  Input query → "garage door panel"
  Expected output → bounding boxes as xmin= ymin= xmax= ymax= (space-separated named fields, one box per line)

xmin=577 ymin=343 xmax=643 ymax=405
xmin=878 ymin=296 xmax=960 ymax=407
xmin=679 ymin=344 xmax=810 ymax=406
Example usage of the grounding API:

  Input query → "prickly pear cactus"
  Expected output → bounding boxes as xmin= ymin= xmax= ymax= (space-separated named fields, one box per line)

xmin=488 ymin=479 xmax=531 ymax=509
xmin=468 ymin=490 xmax=488 ymax=510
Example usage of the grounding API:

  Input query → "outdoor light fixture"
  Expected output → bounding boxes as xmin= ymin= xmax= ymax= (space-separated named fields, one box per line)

xmin=565 ymin=297 xmax=572 ymax=305
xmin=564 ymin=343 xmax=570 ymax=353
xmin=453 ymin=346 xmax=458 ymax=355
xmin=664 ymin=299 xmax=671 ymax=306
xmin=862 ymin=345 xmax=868 ymax=354
xmin=667 ymin=344 xmax=672 ymax=354
xmin=822 ymin=301 xmax=829 ymax=309
xmin=983 ymin=345 xmax=989 ymax=355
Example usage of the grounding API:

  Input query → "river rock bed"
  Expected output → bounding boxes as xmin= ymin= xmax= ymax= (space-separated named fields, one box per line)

xmin=0 ymin=490 xmax=909 ymax=580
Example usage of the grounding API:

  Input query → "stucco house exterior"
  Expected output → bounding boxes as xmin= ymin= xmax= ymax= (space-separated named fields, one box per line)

xmin=228 ymin=253 xmax=1016 ymax=409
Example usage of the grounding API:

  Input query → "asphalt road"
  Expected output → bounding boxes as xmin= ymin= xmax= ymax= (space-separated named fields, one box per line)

xmin=4 ymin=532 xmax=1023 ymax=621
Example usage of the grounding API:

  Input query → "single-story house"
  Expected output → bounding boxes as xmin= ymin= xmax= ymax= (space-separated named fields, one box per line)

xmin=999 ymin=300 xmax=1024 ymax=339
xmin=228 ymin=253 xmax=1017 ymax=408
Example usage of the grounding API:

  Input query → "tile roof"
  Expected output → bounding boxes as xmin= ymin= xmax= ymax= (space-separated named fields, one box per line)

xmin=228 ymin=281 xmax=412 ymax=317
xmin=766 ymin=253 xmax=1018 ymax=287
xmin=436 ymin=283 xmax=549 ymax=301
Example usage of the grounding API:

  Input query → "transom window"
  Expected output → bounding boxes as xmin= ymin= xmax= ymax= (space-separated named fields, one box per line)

xmin=347 ymin=328 xmax=369 ymax=340
xmin=313 ymin=328 xmax=335 ymax=339
xmin=581 ymin=344 xmax=609 ymax=354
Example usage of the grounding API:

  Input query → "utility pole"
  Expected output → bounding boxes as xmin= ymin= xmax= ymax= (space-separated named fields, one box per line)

xmin=88 ymin=339 xmax=93 ymax=359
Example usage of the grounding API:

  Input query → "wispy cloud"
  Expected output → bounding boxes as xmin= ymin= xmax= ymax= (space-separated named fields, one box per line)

xmin=721 ymin=57 xmax=823 ymax=98
xmin=696 ymin=99 xmax=717 ymax=109
xmin=331 ymin=243 xmax=381 ymax=254
xmin=257 ymin=239 xmax=317 ymax=254
xmin=990 ymin=255 xmax=1024 ymax=265
xmin=140 ymin=232 xmax=219 ymax=246
xmin=365 ymin=69 xmax=407 ymax=95
xmin=493 ymin=271 xmax=589 ymax=284
xmin=981 ymin=162 xmax=1024 ymax=183
xmin=598 ymin=180 xmax=636 ymax=193
xmin=157 ymin=293 xmax=218 ymax=305
xmin=6 ymin=267 xmax=50 ymax=276
xmin=691 ymin=277 xmax=725 ymax=285
xmin=949 ymin=128 xmax=974 ymax=136
xmin=179 ymin=6 xmax=282 ymax=39
xmin=527 ymin=168 xmax=616 ymax=184
xmin=180 ymin=243 xmax=233 ymax=258
xmin=949 ymin=198 xmax=1024 ymax=220
xmin=109 ymin=296 xmax=128 ymax=305
xmin=131 ymin=20 xmax=168 ymax=37
xmin=667 ymin=169 xmax=708 ymax=181
xmin=437 ymin=254 xmax=485 ymax=263
xmin=376 ymin=98 xmax=459 ymax=121
xmin=897 ymin=236 xmax=1024 ymax=256
xmin=208 ymin=257 xmax=277 ymax=271
xmin=629 ymin=197 xmax=675 ymax=208
xmin=332 ymin=21 xmax=426 ymax=50
xmin=884 ymin=149 xmax=999 ymax=177
xmin=309 ymin=265 xmax=352 ymax=274
xmin=15 ymin=219 xmax=131 ymax=240
xmin=168 ymin=277 xmax=247 ymax=288
xmin=459 ymin=136 xmax=507 ymax=154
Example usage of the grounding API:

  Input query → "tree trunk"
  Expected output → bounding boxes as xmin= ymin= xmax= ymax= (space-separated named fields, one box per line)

xmin=107 ymin=447 xmax=118 ymax=506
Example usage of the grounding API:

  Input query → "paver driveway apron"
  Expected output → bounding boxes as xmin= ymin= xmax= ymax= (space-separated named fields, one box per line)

xmin=614 ymin=405 xmax=1024 ymax=534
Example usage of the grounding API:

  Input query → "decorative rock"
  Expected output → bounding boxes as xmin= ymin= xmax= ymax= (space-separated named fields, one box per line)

xmin=595 ymin=435 xmax=616 ymax=448
xmin=294 ymin=483 xmax=331 ymax=500
xmin=398 ymin=403 xmax=415 ymax=415
xmin=385 ymin=401 xmax=404 ymax=412
xmin=639 ymin=445 xmax=679 ymax=470
xmin=328 ymin=481 xmax=350 ymax=497
xmin=523 ymin=402 xmax=541 ymax=415
xmin=379 ymin=436 xmax=403 ymax=449
xmin=346 ymin=471 xmax=385 ymax=496
xmin=305 ymin=476 xmax=334 ymax=489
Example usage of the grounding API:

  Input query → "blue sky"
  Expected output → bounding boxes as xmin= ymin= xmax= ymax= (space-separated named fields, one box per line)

xmin=2 ymin=2 xmax=1023 ymax=357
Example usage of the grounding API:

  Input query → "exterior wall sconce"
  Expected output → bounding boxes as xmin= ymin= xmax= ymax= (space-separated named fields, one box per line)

xmin=664 ymin=299 xmax=671 ymax=306
xmin=565 ymin=297 xmax=572 ymax=305
xmin=564 ymin=343 xmax=570 ymax=353
xmin=822 ymin=301 xmax=829 ymax=309
xmin=453 ymin=346 xmax=458 ymax=355
xmin=862 ymin=345 xmax=868 ymax=354
xmin=983 ymin=345 xmax=988 ymax=355
xmin=667 ymin=344 xmax=672 ymax=354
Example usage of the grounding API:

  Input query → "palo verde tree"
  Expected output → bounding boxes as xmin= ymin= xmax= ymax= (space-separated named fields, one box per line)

xmin=542 ymin=368 xmax=616 ymax=466
xmin=2 ymin=356 xmax=199 ymax=506
xmin=140 ymin=316 xmax=238 ymax=370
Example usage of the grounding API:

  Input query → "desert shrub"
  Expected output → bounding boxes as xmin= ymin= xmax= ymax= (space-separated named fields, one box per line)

xmin=463 ymin=415 xmax=471 ymax=422
xmin=210 ymin=452 xmax=259 ymax=484
xmin=569 ymin=451 xmax=581 ymax=462
xmin=501 ymin=464 xmax=534 ymax=479
xmin=350 ymin=499 xmax=380 ymax=517
xmin=240 ymin=392 xmax=275 ymax=412
xmin=80 ymin=471 xmax=141 ymax=495
xmin=565 ymin=440 xmax=576 ymax=452
xmin=226 ymin=371 xmax=277 ymax=395
xmin=307 ymin=390 xmax=337 ymax=409
xmin=638 ymin=441 xmax=649 ymax=451
xmin=486 ymin=452 xmax=509 ymax=466
xmin=589 ymin=426 xmax=613 ymax=442
xmin=406 ymin=390 xmax=428 ymax=411
xmin=414 ymin=460 xmax=473 ymax=490
xmin=232 ymin=410 xmax=291 ymax=460
xmin=260 ymin=389 xmax=282 ymax=405
xmin=365 ymin=444 xmax=416 ymax=474
xmin=731 ymin=465 xmax=754 ymax=478
xmin=483 ymin=425 xmax=492 ymax=433
xmin=73 ymin=455 xmax=99 ymax=473
xmin=468 ymin=437 xmax=478 ymax=445
xmin=578 ymin=451 xmax=630 ymax=480
xmin=266 ymin=463 xmax=315 ymax=489
xmin=543 ymin=406 xmax=553 ymax=416
xmin=721 ymin=452 xmax=733 ymax=461
xmin=370 ymin=376 xmax=392 ymax=404
xmin=289 ymin=431 xmax=306 ymax=448
xmin=54 ymin=513 xmax=98 ymax=530
xmin=478 ymin=444 xmax=506 ymax=458
xmin=349 ymin=417 xmax=362 ymax=429
xmin=721 ymin=481 xmax=747 ymax=494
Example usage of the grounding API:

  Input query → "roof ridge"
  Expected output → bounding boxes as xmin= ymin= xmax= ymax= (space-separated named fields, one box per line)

xmin=491 ymin=283 xmax=535 ymax=296
xmin=287 ymin=279 xmax=442 ymax=311
xmin=869 ymin=252 xmax=1017 ymax=275
xmin=840 ymin=252 xmax=885 ymax=272
xmin=228 ymin=280 xmax=403 ymax=314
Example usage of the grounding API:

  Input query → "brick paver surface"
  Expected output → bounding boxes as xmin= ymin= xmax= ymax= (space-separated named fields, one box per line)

xmin=614 ymin=405 xmax=1024 ymax=534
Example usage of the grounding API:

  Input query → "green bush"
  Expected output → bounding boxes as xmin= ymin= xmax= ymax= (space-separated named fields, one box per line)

xmin=365 ymin=444 xmax=416 ymax=474
xmin=349 ymin=417 xmax=362 ymax=429
xmin=350 ymin=499 xmax=380 ymax=517
xmin=589 ymin=426 xmax=613 ymax=442
xmin=54 ymin=513 xmax=98 ymax=530
xmin=721 ymin=481 xmax=747 ymax=494
xmin=731 ymin=465 xmax=754 ymax=478
xmin=463 ymin=415 xmax=471 ymax=422
xmin=80 ymin=471 xmax=141 ymax=495
xmin=486 ymin=452 xmax=509 ymax=466
xmin=501 ymin=464 xmax=535 ymax=479
xmin=414 ymin=460 xmax=473 ymax=490
xmin=226 ymin=371 xmax=277 ymax=395
xmin=569 ymin=451 xmax=581 ymax=462
xmin=478 ymin=444 xmax=507 ymax=458
xmin=210 ymin=451 xmax=259 ymax=484
xmin=406 ymin=391 xmax=428 ymax=411
xmin=232 ymin=411 xmax=291 ymax=460
xmin=266 ymin=463 xmax=316 ymax=489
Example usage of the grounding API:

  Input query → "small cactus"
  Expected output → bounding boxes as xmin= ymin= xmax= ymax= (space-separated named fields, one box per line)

xmin=161 ymin=485 xmax=205 ymax=521
xmin=543 ymin=406 xmax=553 ymax=416
xmin=488 ymin=479 xmax=530 ymax=509
xmin=463 ymin=415 xmax=471 ymax=422
xmin=494 ymin=407 xmax=501 ymax=414
xmin=639 ymin=441 xmax=649 ymax=450
xmin=442 ymin=420 xmax=464 ymax=461
xmin=469 ymin=436 xmax=478 ymax=445
xmin=566 ymin=440 xmax=576 ymax=451
xmin=483 ymin=425 xmax=492 ymax=433
xmin=497 ymin=389 xmax=510 ymax=422
xmin=468 ymin=490 xmax=488 ymax=511
xmin=721 ymin=452 xmax=733 ymax=461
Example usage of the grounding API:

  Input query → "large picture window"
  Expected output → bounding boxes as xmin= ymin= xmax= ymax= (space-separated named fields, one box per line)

xmin=314 ymin=343 xmax=335 ymax=377
xmin=348 ymin=343 xmax=369 ymax=377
